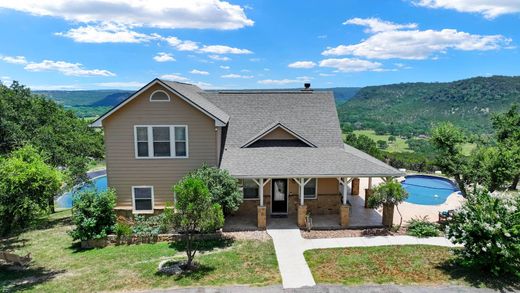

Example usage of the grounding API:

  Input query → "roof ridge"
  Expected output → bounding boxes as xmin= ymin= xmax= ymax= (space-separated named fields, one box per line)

xmin=241 ymin=122 xmax=317 ymax=148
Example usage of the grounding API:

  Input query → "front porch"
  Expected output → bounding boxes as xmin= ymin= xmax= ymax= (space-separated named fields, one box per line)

xmin=223 ymin=177 xmax=387 ymax=231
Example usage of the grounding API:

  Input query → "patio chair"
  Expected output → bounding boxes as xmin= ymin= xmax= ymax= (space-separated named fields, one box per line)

xmin=438 ymin=209 xmax=455 ymax=223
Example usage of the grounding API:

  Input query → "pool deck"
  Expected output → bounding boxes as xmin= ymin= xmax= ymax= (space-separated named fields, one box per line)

xmin=361 ymin=177 xmax=465 ymax=225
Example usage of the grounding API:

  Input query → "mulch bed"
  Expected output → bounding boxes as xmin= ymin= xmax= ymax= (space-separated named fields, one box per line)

xmin=301 ymin=227 xmax=407 ymax=239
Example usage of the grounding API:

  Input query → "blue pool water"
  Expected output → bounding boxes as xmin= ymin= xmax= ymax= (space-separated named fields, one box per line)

xmin=56 ymin=175 xmax=108 ymax=208
xmin=401 ymin=175 xmax=459 ymax=205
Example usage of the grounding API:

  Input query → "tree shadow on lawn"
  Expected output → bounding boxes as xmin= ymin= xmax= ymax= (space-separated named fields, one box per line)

xmin=0 ymin=263 xmax=65 ymax=292
xmin=0 ymin=236 xmax=30 ymax=251
xmin=169 ymin=236 xmax=235 ymax=253
xmin=437 ymin=259 xmax=520 ymax=291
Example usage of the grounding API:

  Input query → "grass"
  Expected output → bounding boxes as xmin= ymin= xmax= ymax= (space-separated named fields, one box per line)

xmin=351 ymin=130 xmax=412 ymax=153
xmin=0 ymin=210 xmax=280 ymax=292
xmin=304 ymin=245 xmax=519 ymax=290
xmin=87 ymin=159 xmax=106 ymax=172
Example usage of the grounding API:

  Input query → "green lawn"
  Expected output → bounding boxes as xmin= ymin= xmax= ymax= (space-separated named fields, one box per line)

xmin=0 ymin=210 xmax=280 ymax=292
xmin=304 ymin=246 xmax=517 ymax=289
xmin=351 ymin=130 xmax=412 ymax=153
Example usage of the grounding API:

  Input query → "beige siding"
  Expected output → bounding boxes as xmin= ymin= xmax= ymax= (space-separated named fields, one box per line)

xmin=103 ymin=83 xmax=218 ymax=208
xmin=261 ymin=127 xmax=298 ymax=140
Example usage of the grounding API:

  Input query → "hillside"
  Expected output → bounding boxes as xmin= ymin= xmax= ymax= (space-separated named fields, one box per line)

xmin=338 ymin=76 xmax=520 ymax=136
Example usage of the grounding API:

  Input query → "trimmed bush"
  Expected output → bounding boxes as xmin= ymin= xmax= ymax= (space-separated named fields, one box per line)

xmin=446 ymin=189 xmax=520 ymax=277
xmin=69 ymin=189 xmax=116 ymax=241
xmin=406 ymin=217 xmax=440 ymax=237
xmin=188 ymin=164 xmax=242 ymax=215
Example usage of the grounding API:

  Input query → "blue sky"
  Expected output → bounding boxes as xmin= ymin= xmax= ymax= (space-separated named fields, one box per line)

xmin=0 ymin=0 xmax=519 ymax=90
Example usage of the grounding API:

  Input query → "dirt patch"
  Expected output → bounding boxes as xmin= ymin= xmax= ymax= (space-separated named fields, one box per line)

xmin=222 ymin=231 xmax=271 ymax=241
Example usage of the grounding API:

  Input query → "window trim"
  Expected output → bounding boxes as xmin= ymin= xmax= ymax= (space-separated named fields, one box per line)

xmin=149 ymin=90 xmax=170 ymax=102
xmin=241 ymin=179 xmax=260 ymax=200
xmin=131 ymin=186 xmax=155 ymax=214
xmin=134 ymin=125 xmax=189 ymax=159
xmin=303 ymin=178 xmax=318 ymax=200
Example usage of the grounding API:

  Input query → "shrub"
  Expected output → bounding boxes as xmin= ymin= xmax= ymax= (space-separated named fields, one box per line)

xmin=446 ymin=189 xmax=520 ymax=277
xmin=0 ymin=145 xmax=63 ymax=236
xmin=114 ymin=222 xmax=132 ymax=238
xmin=406 ymin=217 xmax=440 ymax=237
xmin=132 ymin=215 xmax=162 ymax=238
xmin=69 ymin=189 xmax=116 ymax=241
xmin=367 ymin=180 xmax=408 ymax=228
xmin=172 ymin=177 xmax=224 ymax=268
xmin=188 ymin=164 xmax=242 ymax=214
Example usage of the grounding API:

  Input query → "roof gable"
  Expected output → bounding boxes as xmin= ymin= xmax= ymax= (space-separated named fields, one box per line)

xmin=91 ymin=79 xmax=229 ymax=127
xmin=242 ymin=122 xmax=316 ymax=148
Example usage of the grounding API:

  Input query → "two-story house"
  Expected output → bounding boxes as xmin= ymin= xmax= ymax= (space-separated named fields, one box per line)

xmin=91 ymin=78 xmax=402 ymax=229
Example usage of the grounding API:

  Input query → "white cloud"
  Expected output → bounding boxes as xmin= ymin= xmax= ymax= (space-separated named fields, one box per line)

xmin=323 ymin=19 xmax=511 ymax=60
xmin=343 ymin=18 xmax=417 ymax=33
xmin=0 ymin=76 xmax=13 ymax=84
xmin=153 ymin=52 xmax=175 ymax=62
xmin=190 ymin=69 xmax=209 ymax=75
xmin=221 ymin=73 xmax=254 ymax=79
xmin=199 ymin=45 xmax=252 ymax=54
xmin=29 ymin=84 xmax=83 ymax=90
xmin=1 ymin=55 xmax=28 ymax=64
xmin=0 ymin=0 xmax=253 ymax=30
xmin=249 ymin=58 xmax=261 ymax=62
xmin=209 ymin=55 xmax=231 ymax=61
xmin=160 ymin=74 xmax=191 ymax=82
xmin=176 ymin=40 xmax=199 ymax=51
xmin=56 ymin=22 xmax=157 ymax=43
xmin=319 ymin=58 xmax=383 ymax=72
xmin=95 ymin=81 xmax=145 ymax=89
xmin=414 ymin=0 xmax=520 ymax=19
xmin=24 ymin=60 xmax=115 ymax=76
xmin=288 ymin=61 xmax=317 ymax=69
xmin=319 ymin=73 xmax=336 ymax=77
xmin=257 ymin=79 xmax=302 ymax=85
xmin=220 ymin=65 xmax=230 ymax=69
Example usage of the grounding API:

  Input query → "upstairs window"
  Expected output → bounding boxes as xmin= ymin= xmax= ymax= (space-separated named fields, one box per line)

xmin=304 ymin=178 xmax=317 ymax=199
xmin=150 ymin=90 xmax=170 ymax=102
xmin=135 ymin=125 xmax=188 ymax=158
xmin=132 ymin=186 xmax=154 ymax=213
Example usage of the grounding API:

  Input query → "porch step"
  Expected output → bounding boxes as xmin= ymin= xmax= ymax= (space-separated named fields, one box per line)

xmin=270 ymin=214 xmax=288 ymax=218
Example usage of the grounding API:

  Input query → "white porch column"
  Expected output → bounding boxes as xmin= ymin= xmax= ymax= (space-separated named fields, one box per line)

xmin=259 ymin=178 xmax=264 ymax=207
xmin=342 ymin=177 xmax=348 ymax=205
xmin=299 ymin=178 xmax=305 ymax=205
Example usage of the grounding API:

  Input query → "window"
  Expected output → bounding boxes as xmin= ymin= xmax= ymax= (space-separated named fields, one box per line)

xmin=150 ymin=90 xmax=170 ymax=102
xmin=174 ymin=126 xmax=187 ymax=157
xmin=132 ymin=186 xmax=154 ymax=212
xmin=242 ymin=179 xmax=259 ymax=199
xmin=153 ymin=127 xmax=170 ymax=157
xmin=304 ymin=178 xmax=317 ymax=199
xmin=134 ymin=125 xmax=188 ymax=158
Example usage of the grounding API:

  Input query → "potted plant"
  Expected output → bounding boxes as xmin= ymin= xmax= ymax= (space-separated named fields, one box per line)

xmin=367 ymin=179 xmax=408 ymax=229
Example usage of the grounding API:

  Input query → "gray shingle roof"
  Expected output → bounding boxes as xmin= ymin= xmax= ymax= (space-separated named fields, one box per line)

xmin=201 ymin=90 xmax=344 ymax=148
xmin=219 ymin=147 xmax=403 ymax=178
xmin=161 ymin=80 xmax=229 ymax=124
xmin=200 ymin=89 xmax=403 ymax=178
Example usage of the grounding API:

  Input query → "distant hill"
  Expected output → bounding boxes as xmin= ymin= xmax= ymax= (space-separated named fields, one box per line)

xmin=338 ymin=76 xmax=520 ymax=136
xmin=322 ymin=87 xmax=361 ymax=104
xmin=34 ymin=90 xmax=132 ymax=106
xmin=34 ymin=87 xmax=359 ymax=117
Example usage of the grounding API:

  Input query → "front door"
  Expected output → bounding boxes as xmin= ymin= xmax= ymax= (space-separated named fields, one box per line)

xmin=271 ymin=179 xmax=288 ymax=214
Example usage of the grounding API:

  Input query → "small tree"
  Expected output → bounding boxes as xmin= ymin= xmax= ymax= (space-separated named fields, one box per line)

xmin=367 ymin=179 xmax=408 ymax=228
xmin=172 ymin=177 xmax=224 ymax=269
xmin=447 ymin=189 xmax=520 ymax=277
xmin=188 ymin=164 xmax=242 ymax=215
xmin=491 ymin=105 xmax=520 ymax=190
xmin=0 ymin=145 xmax=62 ymax=236
xmin=377 ymin=140 xmax=388 ymax=149
xmin=69 ymin=189 xmax=116 ymax=241
xmin=431 ymin=122 xmax=470 ymax=196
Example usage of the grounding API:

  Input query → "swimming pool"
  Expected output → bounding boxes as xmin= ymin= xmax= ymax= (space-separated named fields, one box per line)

xmin=56 ymin=175 xmax=108 ymax=208
xmin=401 ymin=175 xmax=459 ymax=205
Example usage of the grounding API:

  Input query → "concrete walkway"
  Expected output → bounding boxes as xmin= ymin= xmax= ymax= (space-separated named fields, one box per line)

xmin=267 ymin=226 xmax=458 ymax=289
